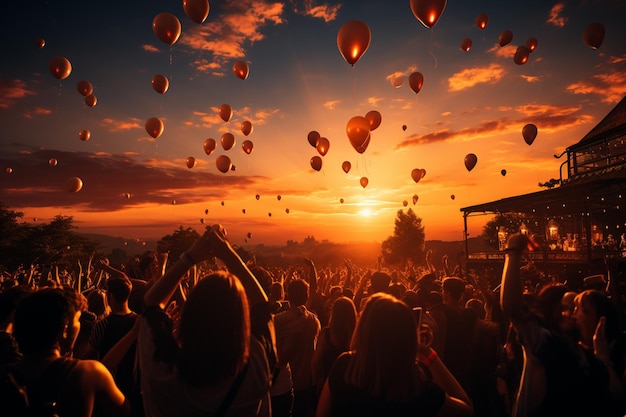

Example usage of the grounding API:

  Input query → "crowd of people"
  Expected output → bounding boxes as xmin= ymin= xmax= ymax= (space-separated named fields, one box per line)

xmin=1 ymin=225 xmax=626 ymax=417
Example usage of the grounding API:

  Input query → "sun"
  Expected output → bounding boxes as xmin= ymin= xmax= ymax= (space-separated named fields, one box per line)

xmin=359 ymin=208 xmax=372 ymax=217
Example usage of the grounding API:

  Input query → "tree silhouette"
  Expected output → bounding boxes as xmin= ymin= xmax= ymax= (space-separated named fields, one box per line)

xmin=381 ymin=208 xmax=425 ymax=266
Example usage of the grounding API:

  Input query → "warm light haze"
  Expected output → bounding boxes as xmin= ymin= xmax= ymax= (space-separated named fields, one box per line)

xmin=1 ymin=1 xmax=625 ymax=246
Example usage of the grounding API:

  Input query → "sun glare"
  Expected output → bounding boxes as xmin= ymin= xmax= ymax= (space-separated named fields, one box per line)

xmin=359 ymin=208 xmax=372 ymax=217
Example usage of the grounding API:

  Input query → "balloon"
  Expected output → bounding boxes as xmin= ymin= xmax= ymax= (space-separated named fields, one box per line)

xmin=124 ymin=192 xmax=131 ymax=199
xmin=461 ymin=38 xmax=472 ymax=52
xmin=346 ymin=116 xmax=371 ymax=153
xmin=65 ymin=177 xmax=83 ymax=192
xmin=216 ymin=155 xmax=232 ymax=173
xmin=450 ymin=194 xmax=455 ymax=200
xmin=221 ymin=133 xmax=235 ymax=150
xmin=152 ymin=12 xmax=181 ymax=45
xmin=35 ymin=37 xmax=45 ymax=48
xmin=411 ymin=168 xmax=424 ymax=183
xmin=525 ymin=37 xmax=538 ymax=52
xmin=402 ymin=125 xmax=407 ymax=131
xmin=200 ymin=218 xmax=204 ymax=224
xmin=307 ymin=131 xmax=320 ymax=147
xmin=247 ymin=232 xmax=252 ymax=239
xmin=336 ymin=20 xmax=371 ymax=66
xmin=219 ymin=104 xmax=233 ymax=122
xmin=78 ymin=129 xmax=91 ymax=141
xmin=203 ymin=138 xmax=217 ymax=155
xmin=151 ymin=74 xmax=169 ymax=94
xmin=5 ymin=168 xmax=12 ymax=174
xmin=499 ymin=30 xmax=513 ymax=47
xmin=285 ymin=208 xmax=290 ymax=214
xmin=501 ymin=169 xmax=507 ymax=176
xmin=310 ymin=156 xmax=323 ymax=171
xmin=268 ymin=212 xmax=272 ymax=217
xmin=342 ymin=161 xmax=351 ymax=174
xmin=172 ymin=200 xmax=176 ymax=205
xmin=183 ymin=0 xmax=210 ymax=24
xmin=205 ymin=209 xmax=208 ymax=215
xmin=242 ymin=139 xmax=254 ymax=154
xmin=365 ymin=110 xmax=382 ymax=131
xmin=522 ymin=123 xmax=538 ymax=145
xmin=340 ymin=198 xmax=344 ymax=204
xmin=408 ymin=72 xmax=424 ymax=94
xmin=475 ymin=13 xmax=488 ymax=30
xmin=241 ymin=120 xmax=253 ymax=136
xmin=583 ymin=22 xmax=605 ymax=50
xmin=277 ymin=195 xmax=281 ymax=201
xmin=412 ymin=194 xmax=419 ymax=205
xmin=316 ymin=137 xmax=330 ymax=156
xmin=403 ymin=200 xmax=408 ymax=207
xmin=232 ymin=60 xmax=249 ymax=80
xmin=390 ymin=75 xmax=404 ymax=88
xmin=76 ymin=80 xmax=93 ymax=96
xmin=186 ymin=156 xmax=195 ymax=169
xmin=256 ymin=194 xmax=260 ymax=200
xmin=410 ymin=0 xmax=447 ymax=29
xmin=464 ymin=153 xmax=478 ymax=172
xmin=242 ymin=209 xmax=246 ymax=214
xmin=514 ymin=46 xmax=530 ymax=65
xmin=48 ymin=158 xmax=57 ymax=167
xmin=231 ymin=165 xmax=236 ymax=171
xmin=48 ymin=56 xmax=72 ymax=80
xmin=145 ymin=117 xmax=164 ymax=138
xmin=85 ymin=94 xmax=97 ymax=107
xmin=221 ymin=201 xmax=225 ymax=206
xmin=360 ymin=177 xmax=369 ymax=188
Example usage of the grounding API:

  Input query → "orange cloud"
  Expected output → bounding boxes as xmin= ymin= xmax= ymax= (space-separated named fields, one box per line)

xmin=100 ymin=117 xmax=143 ymax=132
xmin=521 ymin=75 xmax=540 ymax=83
xmin=566 ymin=57 xmax=626 ymax=104
xmin=142 ymin=44 xmax=160 ymax=53
xmin=547 ymin=3 xmax=568 ymax=28
xmin=323 ymin=100 xmax=340 ymax=110
xmin=295 ymin=1 xmax=341 ymax=22
xmin=448 ymin=63 xmax=505 ymax=92
xmin=23 ymin=107 xmax=52 ymax=119
xmin=0 ymin=79 xmax=35 ymax=109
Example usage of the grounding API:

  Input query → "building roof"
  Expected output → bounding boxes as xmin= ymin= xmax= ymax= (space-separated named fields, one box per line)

xmin=569 ymin=96 xmax=626 ymax=150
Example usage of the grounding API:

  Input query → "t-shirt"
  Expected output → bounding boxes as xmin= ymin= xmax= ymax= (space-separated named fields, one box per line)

xmin=326 ymin=352 xmax=445 ymax=417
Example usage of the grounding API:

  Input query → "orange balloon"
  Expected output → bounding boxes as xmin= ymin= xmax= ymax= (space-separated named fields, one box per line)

xmin=365 ymin=110 xmax=382 ymax=131
xmin=316 ymin=137 xmax=330 ymax=156
xmin=221 ymin=133 xmax=235 ymax=150
xmin=85 ymin=94 xmax=97 ymax=107
xmin=522 ymin=123 xmax=538 ymax=145
xmin=583 ymin=22 xmax=605 ymax=50
xmin=499 ymin=30 xmax=513 ymax=47
xmin=360 ymin=177 xmax=369 ymax=188
xmin=186 ymin=156 xmax=196 ymax=169
xmin=411 ymin=168 xmax=424 ymax=183
xmin=151 ymin=74 xmax=169 ymax=94
xmin=340 ymin=198 xmax=344 ymax=204
xmin=76 ymin=80 xmax=93 ymax=96
xmin=461 ymin=38 xmax=472 ymax=52
xmin=464 ymin=153 xmax=478 ymax=172
xmin=49 ymin=158 xmax=58 ymax=167
xmin=152 ymin=12 xmax=181 ymax=45
xmin=475 ymin=13 xmax=488 ymax=30
xmin=241 ymin=120 xmax=253 ymax=136
xmin=65 ymin=177 xmax=83 ymax=192
xmin=310 ymin=156 xmax=323 ymax=171
xmin=412 ymin=194 xmax=419 ymax=205
xmin=307 ymin=130 xmax=320 ymax=147
xmin=346 ymin=116 xmax=371 ymax=153
xmin=203 ymin=138 xmax=217 ymax=155
xmin=337 ymin=20 xmax=371 ymax=66
xmin=49 ymin=56 xmax=72 ymax=80
xmin=342 ymin=161 xmax=351 ymax=173
xmin=232 ymin=60 xmax=249 ymax=80
xmin=514 ymin=46 xmax=530 ymax=65
xmin=410 ymin=0 xmax=447 ymax=29
xmin=183 ymin=0 xmax=210 ymax=24
xmin=242 ymin=139 xmax=254 ymax=154
xmin=35 ymin=37 xmax=45 ymax=48
xmin=403 ymin=200 xmax=408 ymax=207
xmin=78 ymin=129 xmax=91 ymax=141
xmin=219 ymin=104 xmax=233 ymax=122
xmin=408 ymin=72 xmax=424 ymax=94
xmin=525 ymin=37 xmax=538 ymax=52
xmin=145 ymin=117 xmax=164 ymax=138
xmin=216 ymin=155 xmax=232 ymax=173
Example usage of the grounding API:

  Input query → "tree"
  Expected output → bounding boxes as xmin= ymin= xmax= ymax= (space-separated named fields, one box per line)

xmin=158 ymin=226 xmax=201 ymax=262
xmin=481 ymin=213 xmax=529 ymax=250
xmin=380 ymin=208 xmax=426 ymax=266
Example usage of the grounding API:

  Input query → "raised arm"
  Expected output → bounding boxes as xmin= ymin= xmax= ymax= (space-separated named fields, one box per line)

xmin=500 ymin=233 xmax=537 ymax=322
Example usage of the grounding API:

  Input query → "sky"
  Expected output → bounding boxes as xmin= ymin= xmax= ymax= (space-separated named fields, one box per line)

xmin=1 ymin=0 xmax=626 ymax=247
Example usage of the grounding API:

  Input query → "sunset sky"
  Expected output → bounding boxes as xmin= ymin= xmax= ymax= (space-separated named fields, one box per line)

xmin=1 ymin=0 xmax=626 ymax=246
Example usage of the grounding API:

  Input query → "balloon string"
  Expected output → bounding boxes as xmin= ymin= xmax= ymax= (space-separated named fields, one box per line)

xmin=429 ymin=29 xmax=438 ymax=69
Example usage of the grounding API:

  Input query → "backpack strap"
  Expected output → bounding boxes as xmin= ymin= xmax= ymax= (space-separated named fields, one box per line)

xmin=214 ymin=361 xmax=250 ymax=417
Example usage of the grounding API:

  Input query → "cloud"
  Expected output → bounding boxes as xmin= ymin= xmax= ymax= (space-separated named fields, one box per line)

xmin=323 ymin=100 xmax=340 ymax=110
xmin=547 ymin=3 xmax=568 ymax=28
xmin=23 ymin=107 xmax=52 ymax=119
xmin=521 ymin=75 xmax=540 ymax=83
xmin=367 ymin=97 xmax=383 ymax=106
xmin=100 ymin=117 xmax=143 ymax=132
xmin=448 ymin=63 xmax=506 ymax=92
xmin=565 ymin=57 xmax=626 ymax=103
xmin=142 ymin=44 xmax=160 ymax=53
xmin=292 ymin=0 xmax=341 ymax=22
xmin=0 ymin=79 xmax=36 ymax=109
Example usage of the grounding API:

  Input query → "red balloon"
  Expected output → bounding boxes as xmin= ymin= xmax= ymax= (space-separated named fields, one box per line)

xmin=152 ymin=13 xmax=181 ymax=45
xmin=365 ymin=110 xmax=382 ymax=131
xmin=411 ymin=168 xmax=425 ymax=183
xmin=460 ymin=38 xmax=472 ymax=52
xmin=242 ymin=139 xmax=254 ymax=154
xmin=85 ymin=94 xmax=97 ymax=107
xmin=76 ymin=80 xmax=93 ymax=96
xmin=408 ymin=72 xmax=424 ymax=94
xmin=49 ymin=158 xmax=58 ymax=167
xmin=151 ymin=74 xmax=169 ymax=94
xmin=186 ymin=156 xmax=196 ymax=169
xmin=360 ymin=177 xmax=369 ymax=188
xmin=216 ymin=155 xmax=232 ymax=173
xmin=78 ymin=129 xmax=91 ymax=141
xmin=221 ymin=133 xmax=235 ymax=150
xmin=340 ymin=198 xmax=344 ymax=204
xmin=203 ymin=138 xmax=216 ymax=155
xmin=65 ymin=177 xmax=83 ymax=193
xmin=48 ymin=56 xmax=72 ymax=80
xmin=342 ymin=161 xmax=351 ymax=174
xmin=475 ymin=13 xmax=488 ymax=30
xmin=450 ymin=194 xmax=455 ymax=200
xmin=583 ymin=22 xmax=605 ymax=50
xmin=514 ymin=46 xmax=530 ymax=65
xmin=346 ymin=116 xmax=371 ymax=153
xmin=277 ymin=195 xmax=281 ymax=201
xmin=145 ymin=117 xmax=164 ymax=139
xmin=525 ymin=37 xmax=538 ymax=52
xmin=241 ymin=120 xmax=253 ymax=136
xmin=310 ymin=156 xmax=323 ymax=171
xmin=501 ymin=169 xmax=507 ymax=176
xmin=412 ymin=194 xmax=419 ymax=205
xmin=402 ymin=124 xmax=407 ymax=131
xmin=219 ymin=104 xmax=233 ymax=122
xmin=256 ymin=194 xmax=260 ymax=200
xmin=464 ymin=153 xmax=478 ymax=172
xmin=232 ymin=60 xmax=249 ymax=80
xmin=307 ymin=131 xmax=320 ymax=147
xmin=499 ymin=30 xmax=513 ymax=47
xmin=35 ymin=37 xmax=45 ymax=48
xmin=410 ymin=0 xmax=447 ymax=29
xmin=403 ymin=200 xmax=408 ymax=207
xmin=183 ymin=0 xmax=210 ymax=24
xmin=316 ymin=137 xmax=330 ymax=156
xmin=337 ymin=20 xmax=371 ymax=66
xmin=522 ymin=124 xmax=538 ymax=145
